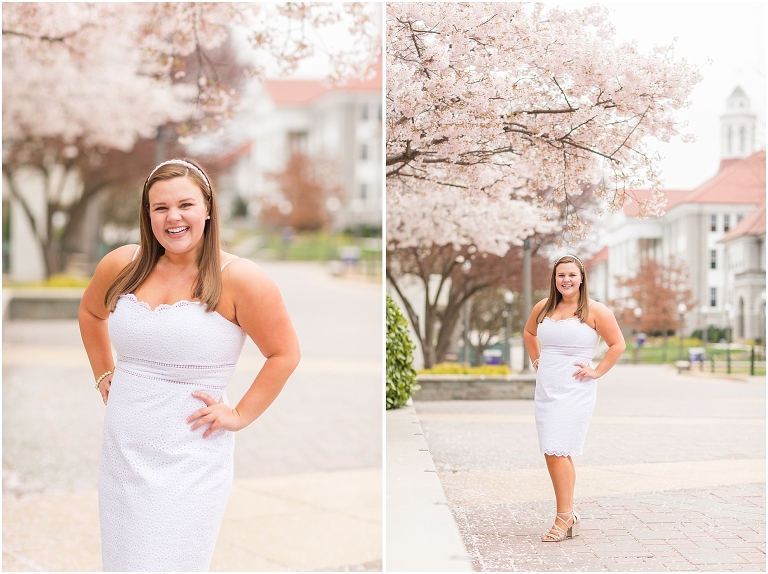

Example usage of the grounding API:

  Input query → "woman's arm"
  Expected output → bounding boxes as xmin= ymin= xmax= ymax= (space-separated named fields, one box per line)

xmin=188 ymin=259 xmax=300 ymax=438
xmin=523 ymin=299 xmax=548 ymax=371
xmin=573 ymin=302 xmax=626 ymax=381
xmin=79 ymin=244 xmax=137 ymax=404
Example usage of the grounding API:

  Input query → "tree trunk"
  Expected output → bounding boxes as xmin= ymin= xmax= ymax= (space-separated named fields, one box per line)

xmin=3 ymin=166 xmax=56 ymax=277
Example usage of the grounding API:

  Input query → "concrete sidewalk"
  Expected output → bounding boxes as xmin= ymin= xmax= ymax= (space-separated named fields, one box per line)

xmin=3 ymin=468 xmax=381 ymax=572
xmin=417 ymin=365 xmax=766 ymax=572
xmin=386 ymin=404 xmax=473 ymax=572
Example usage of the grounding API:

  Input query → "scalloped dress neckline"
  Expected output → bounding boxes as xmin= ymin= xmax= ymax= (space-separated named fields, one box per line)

xmin=543 ymin=315 xmax=580 ymax=324
xmin=121 ymin=293 xmax=200 ymax=312
xmin=119 ymin=294 xmax=240 ymax=329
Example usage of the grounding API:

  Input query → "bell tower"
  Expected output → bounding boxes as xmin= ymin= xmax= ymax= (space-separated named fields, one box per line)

xmin=720 ymin=86 xmax=756 ymax=169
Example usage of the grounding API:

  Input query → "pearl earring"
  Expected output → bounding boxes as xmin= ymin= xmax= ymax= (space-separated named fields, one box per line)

xmin=206 ymin=215 xmax=210 ymax=220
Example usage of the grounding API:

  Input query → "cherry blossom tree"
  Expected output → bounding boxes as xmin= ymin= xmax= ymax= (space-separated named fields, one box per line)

xmin=386 ymin=2 xmax=699 ymax=366
xmin=2 ymin=2 xmax=380 ymax=276
xmin=387 ymin=2 xmax=701 ymax=236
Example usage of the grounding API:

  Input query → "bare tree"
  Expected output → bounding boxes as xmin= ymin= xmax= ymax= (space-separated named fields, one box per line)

xmin=612 ymin=256 xmax=698 ymax=361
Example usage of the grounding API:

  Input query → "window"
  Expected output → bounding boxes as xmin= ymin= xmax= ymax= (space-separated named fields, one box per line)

xmin=287 ymin=131 xmax=308 ymax=153
xmin=377 ymin=104 xmax=382 ymax=121
xmin=710 ymin=215 xmax=717 ymax=232
xmin=710 ymin=250 xmax=717 ymax=269
xmin=710 ymin=287 xmax=717 ymax=308
xmin=724 ymin=214 xmax=730 ymax=232
xmin=359 ymin=183 xmax=368 ymax=201
xmin=740 ymin=126 xmax=746 ymax=153
xmin=727 ymin=125 xmax=732 ymax=153
xmin=360 ymin=104 xmax=368 ymax=121
xmin=360 ymin=143 xmax=368 ymax=160
xmin=737 ymin=213 xmax=744 ymax=224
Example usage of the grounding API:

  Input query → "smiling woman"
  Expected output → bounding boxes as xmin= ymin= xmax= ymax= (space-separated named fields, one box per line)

xmin=78 ymin=158 xmax=301 ymax=571
xmin=523 ymin=254 xmax=625 ymax=543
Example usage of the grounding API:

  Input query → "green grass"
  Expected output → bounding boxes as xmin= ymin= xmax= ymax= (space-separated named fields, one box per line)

xmin=255 ymin=232 xmax=382 ymax=262
xmin=623 ymin=336 xmax=766 ymax=375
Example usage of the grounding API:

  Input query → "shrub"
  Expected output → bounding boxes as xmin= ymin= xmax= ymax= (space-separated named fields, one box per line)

xmin=386 ymin=294 xmax=419 ymax=409
xmin=419 ymin=363 xmax=512 ymax=375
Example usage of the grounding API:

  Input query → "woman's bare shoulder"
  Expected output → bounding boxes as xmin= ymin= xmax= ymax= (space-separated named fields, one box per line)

xmin=587 ymin=300 xmax=615 ymax=322
xmin=222 ymin=257 xmax=277 ymax=293
xmin=95 ymin=244 xmax=139 ymax=276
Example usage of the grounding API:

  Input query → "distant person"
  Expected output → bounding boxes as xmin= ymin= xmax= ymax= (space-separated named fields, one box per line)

xmin=523 ymin=255 xmax=625 ymax=542
xmin=79 ymin=159 xmax=300 ymax=571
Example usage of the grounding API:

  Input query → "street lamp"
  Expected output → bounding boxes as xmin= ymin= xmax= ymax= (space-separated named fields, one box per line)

xmin=677 ymin=303 xmax=687 ymax=361
xmin=521 ymin=238 xmax=532 ymax=373
xmin=461 ymin=260 xmax=472 ymax=366
xmin=759 ymin=292 xmax=766 ymax=346
xmin=700 ymin=305 xmax=709 ymax=372
xmin=633 ymin=307 xmax=643 ymax=364
xmin=725 ymin=303 xmax=733 ymax=374
xmin=503 ymin=291 xmax=514 ymax=368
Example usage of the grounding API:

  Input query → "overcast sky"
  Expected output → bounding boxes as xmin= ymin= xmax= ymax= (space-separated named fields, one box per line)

xmin=287 ymin=2 xmax=765 ymax=190
xmin=589 ymin=2 xmax=766 ymax=190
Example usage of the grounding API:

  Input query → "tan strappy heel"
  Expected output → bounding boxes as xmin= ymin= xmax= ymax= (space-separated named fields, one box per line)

xmin=541 ymin=509 xmax=580 ymax=542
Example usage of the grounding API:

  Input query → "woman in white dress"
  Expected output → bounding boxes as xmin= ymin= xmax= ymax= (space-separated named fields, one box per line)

xmin=523 ymin=255 xmax=625 ymax=542
xmin=79 ymin=159 xmax=300 ymax=571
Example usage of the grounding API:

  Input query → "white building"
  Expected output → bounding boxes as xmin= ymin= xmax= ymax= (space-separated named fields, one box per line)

xmin=217 ymin=59 xmax=382 ymax=231
xmin=586 ymin=88 xmax=766 ymax=340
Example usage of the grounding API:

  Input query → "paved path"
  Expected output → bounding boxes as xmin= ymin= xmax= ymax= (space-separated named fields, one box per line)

xmin=3 ymin=261 xmax=382 ymax=572
xmin=416 ymin=365 xmax=765 ymax=572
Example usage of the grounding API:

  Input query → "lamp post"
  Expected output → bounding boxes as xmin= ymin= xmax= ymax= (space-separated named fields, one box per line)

xmin=677 ymin=303 xmax=687 ymax=361
xmin=503 ymin=290 xmax=514 ymax=368
xmin=759 ymin=292 xmax=766 ymax=346
xmin=725 ymin=303 xmax=732 ymax=374
xmin=700 ymin=305 xmax=709 ymax=372
xmin=633 ymin=307 xmax=642 ymax=364
xmin=461 ymin=260 xmax=472 ymax=366
xmin=521 ymin=238 xmax=532 ymax=373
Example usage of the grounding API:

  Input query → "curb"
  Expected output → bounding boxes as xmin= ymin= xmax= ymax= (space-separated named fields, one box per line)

xmin=415 ymin=374 xmax=536 ymax=400
xmin=386 ymin=403 xmax=474 ymax=572
xmin=3 ymin=287 xmax=85 ymax=320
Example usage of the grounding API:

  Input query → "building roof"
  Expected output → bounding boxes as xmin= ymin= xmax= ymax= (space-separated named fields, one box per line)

xmin=719 ymin=199 xmax=766 ymax=243
xmin=263 ymin=56 xmax=382 ymax=107
xmin=621 ymin=189 xmax=691 ymax=217
xmin=684 ymin=150 xmax=765 ymax=205
xmin=584 ymin=246 xmax=608 ymax=269
xmin=621 ymin=150 xmax=766 ymax=217
xmin=730 ymin=86 xmax=747 ymax=99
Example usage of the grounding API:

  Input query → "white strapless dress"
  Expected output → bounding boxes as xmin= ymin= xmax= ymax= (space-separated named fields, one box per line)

xmin=534 ymin=317 xmax=600 ymax=457
xmin=100 ymin=293 xmax=246 ymax=571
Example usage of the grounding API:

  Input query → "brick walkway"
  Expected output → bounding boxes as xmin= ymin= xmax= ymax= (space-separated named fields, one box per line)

xmin=416 ymin=365 xmax=766 ymax=572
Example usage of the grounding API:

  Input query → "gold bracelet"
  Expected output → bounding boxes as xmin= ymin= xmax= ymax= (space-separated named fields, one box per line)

xmin=95 ymin=370 xmax=113 ymax=391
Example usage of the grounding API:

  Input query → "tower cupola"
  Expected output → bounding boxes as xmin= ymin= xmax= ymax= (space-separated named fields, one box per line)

xmin=720 ymin=86 xmax=757 ymax=169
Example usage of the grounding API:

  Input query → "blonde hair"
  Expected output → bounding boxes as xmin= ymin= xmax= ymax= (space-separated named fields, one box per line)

xmin=104 ymin=159 xmax=222 ymax=312
xmin=536 ymin=255 xmax=590 ymax=323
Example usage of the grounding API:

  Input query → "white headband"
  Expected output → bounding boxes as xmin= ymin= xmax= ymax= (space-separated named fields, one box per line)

xmin=148 ymin=159 xmax=210 ymax=190
xmin=556 ymin=254 xmax=584 ymax=271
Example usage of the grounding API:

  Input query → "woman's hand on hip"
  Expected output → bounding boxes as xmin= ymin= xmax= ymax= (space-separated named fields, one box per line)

xmin=187 ymin=392 xmax=243 ymax=438
xmin=98 ymin=374 xmax=113 ymax=405
xmin=573 ymin=362 xmax=598 ymax=381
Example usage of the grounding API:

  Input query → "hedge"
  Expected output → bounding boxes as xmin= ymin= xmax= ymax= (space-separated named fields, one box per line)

xmin=386 ymin=294 xmax=419 ymax=409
